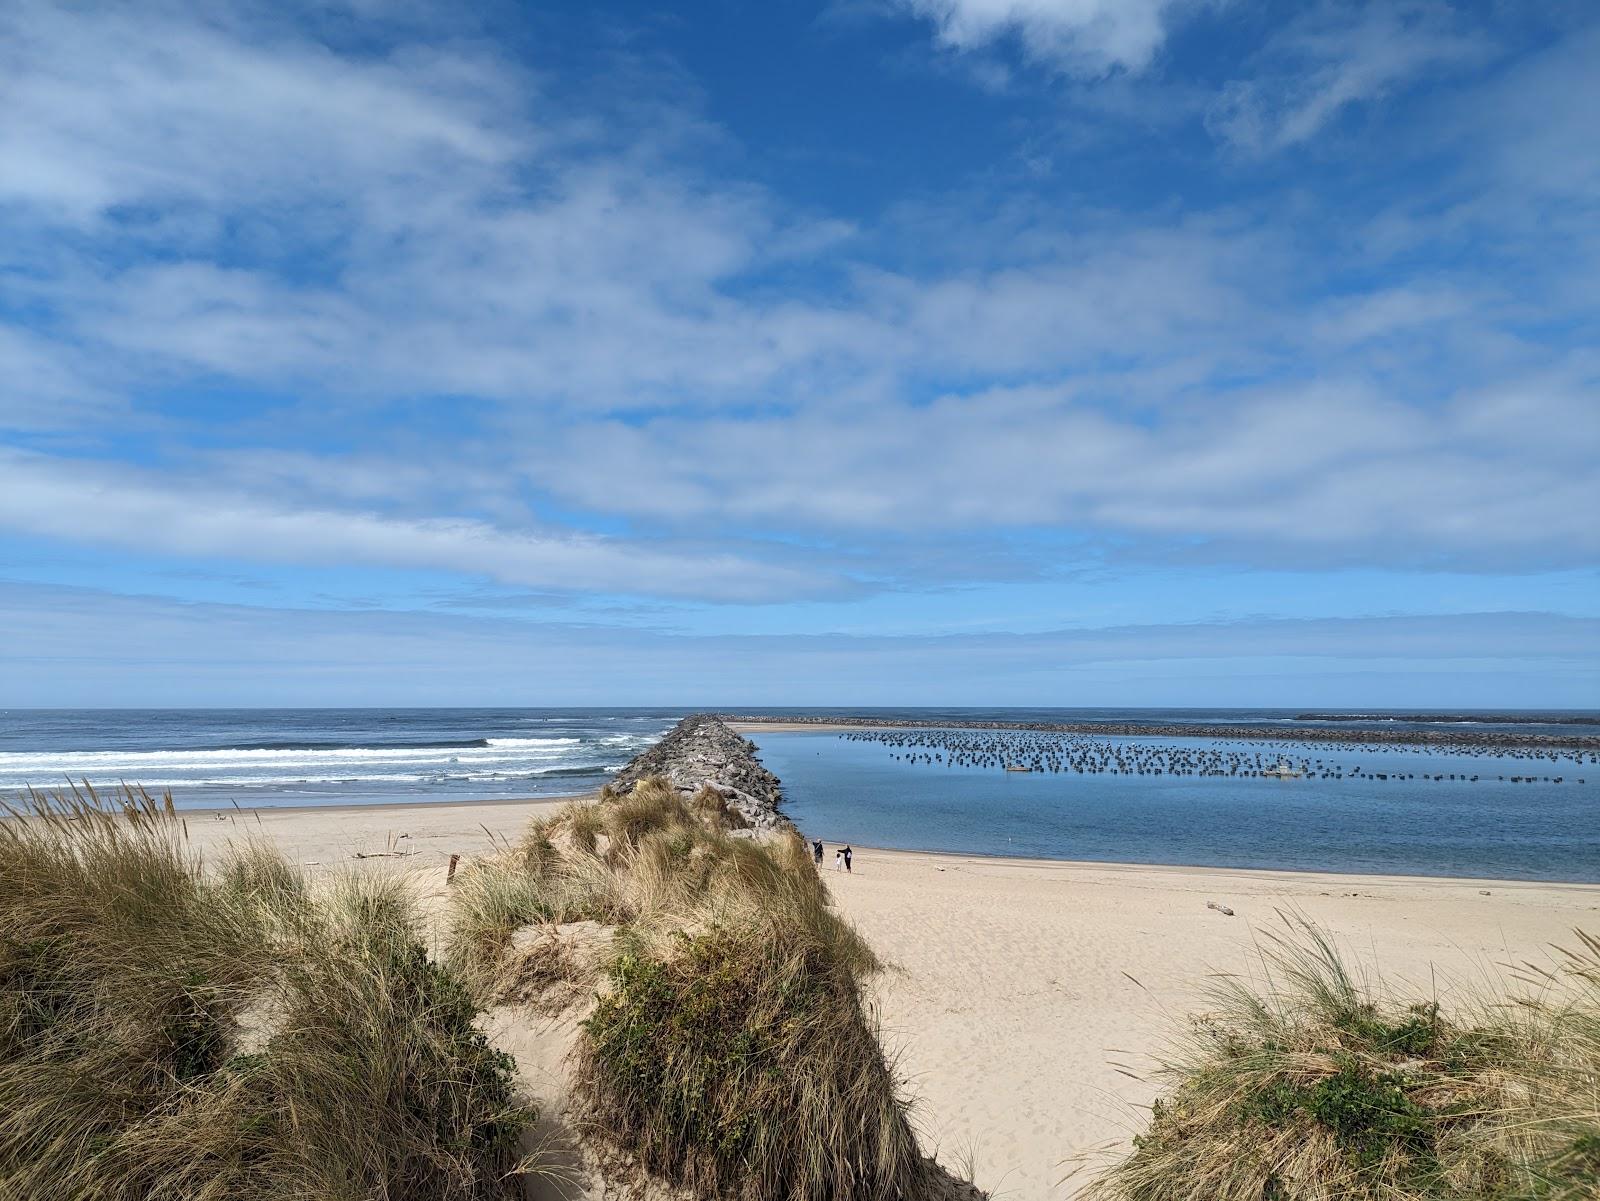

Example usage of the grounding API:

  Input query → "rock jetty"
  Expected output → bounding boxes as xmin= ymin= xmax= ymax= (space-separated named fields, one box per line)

xmin=608 ymin=714 xmax=790 ymax=834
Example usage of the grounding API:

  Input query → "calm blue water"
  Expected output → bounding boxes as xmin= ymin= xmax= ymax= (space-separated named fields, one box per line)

xmin=0 ymin=709 xmax=690 ymax=809
xmin=751 ymin=729 xmax=1600 ymax=883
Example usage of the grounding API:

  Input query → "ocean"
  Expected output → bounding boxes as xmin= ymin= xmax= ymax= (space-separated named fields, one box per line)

xmin=3 ymin=707 xmax=1597 ymax=881
xmin=0 ymin=708 xmax=689 ymax=809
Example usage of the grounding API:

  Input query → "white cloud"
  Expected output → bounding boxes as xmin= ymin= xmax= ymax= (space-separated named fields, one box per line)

xmin=0 ymin=1 xmax=520 ymax=223
xmin=0 ymin=0 xmax=1595 ymax=604
xmin=0 ymin=328 xmax=124 ymax=433
xmin=0 ymin=0 xmax=1266 ymax=424
xmin=1207 ymin=2 xmax=1487 ymax=153
xmin=518 ymin=381 xmax=1600 ymax=568
xmin=0 ymin=0 xmax=819 ymax=412
xmin=1310 ymin=285 xmax=1479 ymax=345
xmin=0 ymin=451 xmax=845 ymax=603
xmin=889 ymin=0 xmax=1204 ymax=76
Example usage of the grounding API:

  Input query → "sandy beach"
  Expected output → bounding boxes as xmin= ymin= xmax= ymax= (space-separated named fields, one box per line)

xmin=178 ymin=795 xmax=574 ymax=879
xmin=827 ymin=850 xmax=1600 ymax=1198
xmin=174 ymin=796 xmax=1600 ymax=1199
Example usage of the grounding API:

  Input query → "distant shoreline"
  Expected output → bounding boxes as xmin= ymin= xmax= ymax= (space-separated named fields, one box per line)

xmin=1293 ymin=711 xmax=1600 ymax=726
xmin=725 ymin=714 xmax=1600 ymax=750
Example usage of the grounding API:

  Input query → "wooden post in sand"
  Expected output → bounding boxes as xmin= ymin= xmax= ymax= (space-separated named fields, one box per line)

xmin=446 ymin=853 xmax=460 ymax=884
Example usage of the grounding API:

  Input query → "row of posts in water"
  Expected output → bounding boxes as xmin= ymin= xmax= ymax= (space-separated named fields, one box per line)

xmin=839 ymin=728 xmax=1593 ymax=784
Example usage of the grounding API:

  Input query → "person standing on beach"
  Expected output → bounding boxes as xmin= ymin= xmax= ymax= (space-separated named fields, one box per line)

xmin=812 ymin=839 xmax=823 ymax=867
xmin=833 ymin=847 xmax=844 ymax=871
xmin=843 ymin=845 xmax=853 ymax=873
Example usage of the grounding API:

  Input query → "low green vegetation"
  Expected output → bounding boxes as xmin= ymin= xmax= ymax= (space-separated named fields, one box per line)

xmin=445 ymin=777 xmax=952 ymax=1201
xmin=0 ymin=785 xmax=534 ymax=1201
xmin=1086 ymin=916 xmax=1600 ymax=1201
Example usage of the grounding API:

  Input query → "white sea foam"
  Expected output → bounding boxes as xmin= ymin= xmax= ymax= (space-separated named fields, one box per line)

xmin=0 ymin=735 xmax=617 ymax=790
xmin=0 ymin=749 xmax=553 ymax=775
xmin=483 ymin=737 xmax=581 ymax=748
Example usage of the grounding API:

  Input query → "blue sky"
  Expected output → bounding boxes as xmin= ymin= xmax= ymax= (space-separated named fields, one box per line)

xmin=1 ymin=0 xmax=1596 ymax=707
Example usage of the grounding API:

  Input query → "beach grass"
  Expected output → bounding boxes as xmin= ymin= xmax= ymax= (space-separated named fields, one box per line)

xmin=0 ymin=784 xmax=535 ymax=1200
xmin=1083 ymin=914 xmax=1600 ymax=1201
xmin=445 ymin=775 xmax=959 ymax=1201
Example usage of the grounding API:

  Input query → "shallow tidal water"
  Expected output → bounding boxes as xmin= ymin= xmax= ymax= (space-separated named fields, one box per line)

xmin=751 ymin=730 xmax=1600 ymax=882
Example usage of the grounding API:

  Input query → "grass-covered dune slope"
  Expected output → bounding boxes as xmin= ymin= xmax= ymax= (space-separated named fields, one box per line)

xmin=0 ymin=786 xmax=532 ymax=1201
xmin=445 ymin=774 xmax=982 ymax=1200
xmin=1085 ymin=916 xmax=1600 ymax=1201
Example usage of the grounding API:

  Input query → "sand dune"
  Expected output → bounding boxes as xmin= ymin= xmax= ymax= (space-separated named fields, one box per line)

xmin=181 ymin=799 xmax=1600 ymax=1200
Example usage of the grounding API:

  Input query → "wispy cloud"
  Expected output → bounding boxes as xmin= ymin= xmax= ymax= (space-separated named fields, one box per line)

xmin=885 ymin=0 xmax=1209 ymax=76
xmin=0 ymin=451 xmax=848 ymax=603
xmin=1205 ymin=1 xmax=1488 ymax=153
xmin=520 ymin=378 xmax=1600 ymax=569
xmin=0 ymin=0 xmax=522 ymax=223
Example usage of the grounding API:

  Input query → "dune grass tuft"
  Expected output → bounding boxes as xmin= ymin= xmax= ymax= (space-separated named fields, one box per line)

xmin=578 ymin=922 xmax=918 ymax=1200
xmin=0 ymin=784 xmax=535 ymax=1201
xmin=1084 ymin=914 xmax=1600 ymax=1201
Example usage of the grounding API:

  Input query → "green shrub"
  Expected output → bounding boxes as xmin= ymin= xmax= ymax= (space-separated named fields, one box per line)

xmin=1246 ymin=1058 xmax=1434 ymax=1171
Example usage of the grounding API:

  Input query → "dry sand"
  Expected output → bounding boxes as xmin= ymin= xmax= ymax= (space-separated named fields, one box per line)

xmin=825 ymin=849 xmax=1600 ymax=1199
xmin=179 ymin=798 xmax=1600 ymax=1200
xmin=178 ymin=795 xmax=573 ymax=881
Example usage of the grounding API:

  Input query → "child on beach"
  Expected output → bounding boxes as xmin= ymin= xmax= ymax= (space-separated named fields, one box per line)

xmin=833 ymin=848 xmax=844 ymax=871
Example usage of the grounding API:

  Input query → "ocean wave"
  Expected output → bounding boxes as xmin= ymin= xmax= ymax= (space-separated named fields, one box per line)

xmin=0 ymin=761 xmax=626 ymax=789
xmin=483 ymin=737 xmax=582 ymax=748
xmin=0 ymin=738 xmax=584 ymax=766
xmin=7 ymin=772 xmax=444 ymax=788
xmin=533 ymin=763 xmax=621 ymax=778
xmin=204 ymin=737 xmax=494 ymax=751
